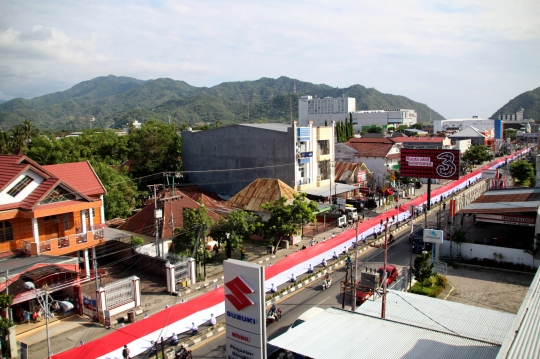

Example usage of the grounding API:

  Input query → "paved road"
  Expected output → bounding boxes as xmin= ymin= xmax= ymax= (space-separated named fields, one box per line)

xmin=190 ymin=225 xmax=418 ymax=358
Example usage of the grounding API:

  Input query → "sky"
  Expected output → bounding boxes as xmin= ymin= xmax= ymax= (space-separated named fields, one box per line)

xmin=1 ymin=0 xmax=539 ymax=119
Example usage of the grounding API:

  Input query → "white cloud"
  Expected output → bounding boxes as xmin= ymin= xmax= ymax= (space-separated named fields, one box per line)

xmin=0 ymin=0 xmax=539 ymax=118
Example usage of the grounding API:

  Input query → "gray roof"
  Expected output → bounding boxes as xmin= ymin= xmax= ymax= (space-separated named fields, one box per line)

xmin=302 ymin=183 xmax=358 ymax=197
xmin=357 ymin=290 xmax=515 ymax=344
xmin=496 ymin=268 xmax=540 ymax=359
xmin=0 ymin=255 xmax=77 ymax=279
xmin=450 ymin=126 xmax=486 ymax=138
xmin=269 ymin=308 xmax=500 ymax=359
xmin=238 ymin=123 xmax=291 ymax=132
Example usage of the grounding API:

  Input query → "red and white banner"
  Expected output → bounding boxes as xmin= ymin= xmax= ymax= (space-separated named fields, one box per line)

xmin=53 ymin=148 xmax=532 ymax=359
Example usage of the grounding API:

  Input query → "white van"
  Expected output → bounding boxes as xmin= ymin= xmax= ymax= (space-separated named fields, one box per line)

xmin=344 ymin=207 xmax=358 ymax=220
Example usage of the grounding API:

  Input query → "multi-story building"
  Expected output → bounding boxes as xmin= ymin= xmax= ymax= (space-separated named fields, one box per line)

xmin=0 ymin=155 xmax=107 ymax=261
xmin=498 ymin=108 xmax=525 ymax=123
xmin=182 ymin=122 xmax=347 ymax=198
xmin=352 ymin=109 xmax=418 ymax=130
xmin=433 ymin=116 xmax=494 ymax=134
xmin=298 ymin=96 xmax=356 ymax=126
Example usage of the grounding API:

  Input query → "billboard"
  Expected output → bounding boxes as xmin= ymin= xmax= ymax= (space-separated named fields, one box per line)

xmin=423 ymin=229 xmax=444 ymax=244
xmin=224 ymin=259 xmax=266 ymax=359
xmin=400 ymin=149 xmax=460 ymax=180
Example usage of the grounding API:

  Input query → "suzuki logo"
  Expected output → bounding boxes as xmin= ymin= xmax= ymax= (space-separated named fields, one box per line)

xmin=225 ymin=276 xmax=255 ymax=311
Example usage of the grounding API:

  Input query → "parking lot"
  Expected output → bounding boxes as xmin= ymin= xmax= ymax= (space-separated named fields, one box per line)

xmin=444 ymin=265 xmax=533 ymax=313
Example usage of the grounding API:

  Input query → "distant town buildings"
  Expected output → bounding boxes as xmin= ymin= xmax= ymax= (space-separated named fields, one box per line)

xmin=498 ymin=108 xmax=525 ymax=123
xmin=433 ymin=116 xmax=495 ymax=134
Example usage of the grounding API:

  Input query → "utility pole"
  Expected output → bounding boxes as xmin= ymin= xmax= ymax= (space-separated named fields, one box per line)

xmin=382 ymin=222 xmax=388 ymax=319
xmin=36 ymin=284 xmax=52 ymax=359
xmin=148 ymin=185 xmax=161 ymax=257
xmin=352 ymin=223 xmax=359 ymax=311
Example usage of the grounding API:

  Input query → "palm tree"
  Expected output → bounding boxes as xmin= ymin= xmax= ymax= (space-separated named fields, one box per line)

xmin=19 ymin=120 xmax=39 ymax=144
xmin=0 ymin=131 xmax=10 ymax=154
xmin=9 ymin=126 xmax=26 ymax=154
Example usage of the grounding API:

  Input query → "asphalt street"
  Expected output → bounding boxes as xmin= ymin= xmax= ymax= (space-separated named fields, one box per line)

xmin=190 ymin=223 xmax=419 ymax=358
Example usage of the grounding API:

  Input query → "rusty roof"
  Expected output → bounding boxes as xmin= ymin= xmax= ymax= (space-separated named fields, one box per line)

xmin=118 ymin=187 xmax=221 ymax=238
xmin=458 ymin=188 xmax=540 ymax=214
xmin=179 ymin=186 xmax=235 ymax=217
xmin=227 ymin=178 xmax=298 ymax=212
xmin=334 ymin=162 xmax=371 ymax=183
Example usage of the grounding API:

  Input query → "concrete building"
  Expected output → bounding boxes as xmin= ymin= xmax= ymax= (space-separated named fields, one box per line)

xmin=498 ymin=108 xmax=525 ymax=123
xmin=352 ymin=109 xmax=418 ymax=130
xmin=298 ymin=95 xmax=356 ymax=126
xmin=182 ymin=122 xmax=336 ymax=197
xmin=434 ymin=116 xmax=495 ymax=134
xmin=392 ymin=136 xmax=452 ymax=149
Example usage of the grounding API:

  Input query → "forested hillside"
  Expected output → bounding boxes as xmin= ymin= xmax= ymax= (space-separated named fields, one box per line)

xmin=0 ymin=75 xmax=445 ymax=131
xmin=491 ymin=87 xmax=540 ymax=121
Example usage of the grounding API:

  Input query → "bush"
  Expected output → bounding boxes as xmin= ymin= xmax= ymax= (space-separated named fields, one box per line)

xmin=130 ymin=236 xmax=144 ymax=248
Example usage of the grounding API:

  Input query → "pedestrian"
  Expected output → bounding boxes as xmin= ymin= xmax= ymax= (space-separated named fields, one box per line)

xmin=332 ymin=251 xmax=338 ymax=259
xmin=362 ymin=235 xmax=366 ymax=245
xmin=307 ymin=264 xmax=313 ymax=274
xmin=290 ymin=273 xmax=297 ymax=283
xmin=310 ymin=239 xmax=315 ymax=246
xmin=122 ymin=344 xmax=130 ymax=359
xmin=171 ymin=333 xmax=179 ymax=345
xmin=191 ymin=322 xmax=198 ymax=335
xmin=210 ymin=313 xmax=217 ymax=326
xmin=332 ymin=233 xmax=336 ymax=238
xmin=144 ymin=313 xmax=149 ymax=319
xmin=443 ymin=202 xmax=446 ymax=210
xmin=78 ymin=340 xmax=84 ymax=347
xmin=214 ymin=284 xmax=219 ymax=290
xmin=120 ymin=322 xmax=125 ymax=328
xmin=270 ymin=283 xmax=276 ymax=293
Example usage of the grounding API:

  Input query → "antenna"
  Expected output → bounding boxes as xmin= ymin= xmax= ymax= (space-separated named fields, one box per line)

xmin=290 ymin=96 xmax=293 ymax=123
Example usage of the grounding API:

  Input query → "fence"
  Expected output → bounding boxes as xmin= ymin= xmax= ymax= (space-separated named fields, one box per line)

xmin=104 ymin=276 xmax=135 ymax=310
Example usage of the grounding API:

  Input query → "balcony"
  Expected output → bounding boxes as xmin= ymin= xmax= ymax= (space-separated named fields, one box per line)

xmin=22 ymin=229 xmax=105 ymax=256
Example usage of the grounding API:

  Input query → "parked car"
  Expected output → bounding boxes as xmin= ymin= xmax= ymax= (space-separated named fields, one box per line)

xmin=411 ymin=235 xmax=433 ymax=254
xmin=356 ymin=264 xmax=398 ymax=304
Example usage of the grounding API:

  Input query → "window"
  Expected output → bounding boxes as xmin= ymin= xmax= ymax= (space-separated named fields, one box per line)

xmin=7 ymin=176 xmax=33 ymax=197
xmin=0 ymin=221 xmax=14 ymax=242
xmin=40 ymin=187 xmax=76 ymax=204
xmin=64 ymin=214 xmax=70 ymax=231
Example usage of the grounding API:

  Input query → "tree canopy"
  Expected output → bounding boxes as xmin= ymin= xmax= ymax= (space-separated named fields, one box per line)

xmin=262 ymin=193 xmax=318 ymax=253
xmin=510 ymin=160 xmax=535 ymax=186
xmin=462 ymin=145 xmax=493 ymax=165
xmin=209 ymin=209 xmax=260 ymax=258
xmin=172 ymin=205 xmax=215 ymax=259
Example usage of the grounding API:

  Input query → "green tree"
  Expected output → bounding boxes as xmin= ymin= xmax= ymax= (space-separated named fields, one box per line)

xmin=510 ymin=160 xmax=535 ymax=186
xmin=209 ymin=209 xmax=260 ymax=258
xmin=128 ymin=120 xmax=182 ymax=179
xmin=504 ymin=129 xmax=517 ymax=141
xmin=366 ymin=125 xmax=383 ymax=134
xmin=397 ymin=125 xmax=409 ymax=131
xmin=172 ymin=205 xmax=215 ymax=258
xmin=0 ymin=293 xmax=14 ymax=334
xmin=462 ymin=145 xmax=493 ymax=165
xmin=262 ymin=193 xmax=318 ymax=254
xmin=18 ymin=120 xmax=40 ymax=146
xmin=410 ymin=123 xmax=423 ymax=130
xmin=91 ymin=161 xmax=138 ymax=219
xmin=413 ymin=251 xmax=433 ymax=288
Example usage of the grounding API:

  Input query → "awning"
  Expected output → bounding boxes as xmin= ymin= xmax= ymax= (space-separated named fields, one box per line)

xmin=302 ymin=183 xmax=358 ymax=198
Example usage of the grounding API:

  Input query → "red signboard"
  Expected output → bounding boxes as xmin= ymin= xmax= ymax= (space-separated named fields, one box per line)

xmin=400 ymin=149 xmax=460 ymax=180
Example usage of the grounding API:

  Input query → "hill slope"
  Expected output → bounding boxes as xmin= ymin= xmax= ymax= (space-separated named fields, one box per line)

xmin=0 ymin=76 xmax=445 ymax=131
xmin=491 ymin=87 xmax=540 ymax=120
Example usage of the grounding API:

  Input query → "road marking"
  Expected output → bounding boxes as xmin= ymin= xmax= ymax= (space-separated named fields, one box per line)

xmin=316 ymin=296 xmax=331 ymax=305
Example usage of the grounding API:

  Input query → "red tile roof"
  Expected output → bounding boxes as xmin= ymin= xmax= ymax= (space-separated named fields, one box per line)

xmin=0 ymin=155 xmax=102 ymax=214
xmin=391 ymin=136 xmax=446 ymax=143
xmin=344 ymin=137 xmax=397 ymax=158
xmin=119 ymin=188 xmax=221 ymax=238
xmin=43 ymin=161 xmax=106 ymax=197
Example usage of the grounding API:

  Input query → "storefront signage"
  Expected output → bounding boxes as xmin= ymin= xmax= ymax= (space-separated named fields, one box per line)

xmin=224 ymin=260 xmax=266 ymax=359
xmin=482 ymin=170 xmax=499 ymax=179
xmin=476 ymin=214 xmax=536 ymax=227
xmin=400 ymin=149 xmax=460 ymax=180
xmin=356 ymin=170 xmax=367 ymax=182
xmin=423 ymin=229 xmax=444 ymax=244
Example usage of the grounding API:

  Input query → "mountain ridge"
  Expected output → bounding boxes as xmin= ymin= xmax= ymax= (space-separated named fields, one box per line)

xmin=490 ymin=87 xmax=540 ymax=121
xmin=0 ymin=75 xmax=446 ymax=131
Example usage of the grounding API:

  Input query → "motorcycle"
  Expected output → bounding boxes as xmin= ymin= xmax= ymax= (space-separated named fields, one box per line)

xmin=266 ymin=308 xmax=282 ymax=326
xmin=175 ymin=346 xmax=192 ymax=359
xmin=322 ymin=277 xmax=332 ymax=290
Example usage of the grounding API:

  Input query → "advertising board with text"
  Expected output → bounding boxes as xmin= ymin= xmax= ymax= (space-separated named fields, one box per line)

xmin=400 ymin=149 xmax=460 ymax=180
xmin=224 ymin=259 xmax=266 ymax=359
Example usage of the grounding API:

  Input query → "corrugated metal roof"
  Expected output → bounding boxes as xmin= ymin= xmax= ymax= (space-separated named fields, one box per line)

xmin=269 ymin=308 xmax=500 ymax=359
xmin=496 ymin=268 xmax=540 ymax=359
xmin=458 ymin=188 xmax=540 ymax=214
xmin=357 ymin=291 xmax=515 ymax=345
xmin=303 ymin=182 xmax=358 ymax=197
xmin=227 ymin=178 xmax=297 ymax=212
xmin=238 ymin=123 xmax=291 ymax=132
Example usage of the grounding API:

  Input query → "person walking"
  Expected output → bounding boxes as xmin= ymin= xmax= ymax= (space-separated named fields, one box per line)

xmin=122 ymin=345 xmax=130 ymax=359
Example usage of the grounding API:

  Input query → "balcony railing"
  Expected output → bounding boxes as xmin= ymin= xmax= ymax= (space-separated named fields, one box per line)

xmin=21 ymin=230 xmax=105 ymax=256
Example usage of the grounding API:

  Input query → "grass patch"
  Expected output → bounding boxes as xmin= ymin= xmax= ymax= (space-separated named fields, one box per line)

xmin=410 ymin=273 xmax=447 ymax=297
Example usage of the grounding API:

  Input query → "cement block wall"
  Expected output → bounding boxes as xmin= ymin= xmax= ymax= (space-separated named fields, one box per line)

xmin=182 ymin=125 xmax=295 ymax=196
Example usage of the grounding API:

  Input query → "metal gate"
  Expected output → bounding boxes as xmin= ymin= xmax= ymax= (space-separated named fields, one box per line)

xmin=167 ymin=252 xmax=190 ymax=284
xmin=432 ymin=260 xmax=448 ymax=276
xmin=82 ymin=292 xmax=97 ymax=319
xmin=104 ymin=276 xmax=134 ymax=310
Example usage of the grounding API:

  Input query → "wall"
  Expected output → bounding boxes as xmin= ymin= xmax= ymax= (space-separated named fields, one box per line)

xmin=182 ymin=124 xmax=295 ymax=196
xmin=440 ymin=241 xmax=539 ymax=268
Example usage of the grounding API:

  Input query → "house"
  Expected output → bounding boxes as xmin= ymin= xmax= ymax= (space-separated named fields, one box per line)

xmin=182 ymin=121 xmax=335 ymax=198
xmin=334 ymin=162 xmax=371 ymax=188
xmin=449 ymin=126 xmax=487 ymax=146
xmin=0 ymin=155 xmax=106 ymax=261
xmin=391 ymin=136 xmax=452 ymax=150
xmin=227 ymin=178 xmax=298 ymax=214
xmin=335 ymin=138 xmax=400 ymax=188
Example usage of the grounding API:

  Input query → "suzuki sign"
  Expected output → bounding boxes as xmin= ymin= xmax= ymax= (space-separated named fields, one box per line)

xmin=224 ymin=259 xmax=266 ymax=359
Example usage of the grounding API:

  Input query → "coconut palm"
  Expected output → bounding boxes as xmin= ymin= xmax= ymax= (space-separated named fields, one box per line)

xmin=19 ymin=120 xmax=40 ymax=144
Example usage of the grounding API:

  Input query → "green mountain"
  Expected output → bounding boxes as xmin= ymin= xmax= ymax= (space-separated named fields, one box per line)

xmin=0 ymin=75 xmax=445 ymax=131
xmin=491 ymin=87 xmax=540 ymax=121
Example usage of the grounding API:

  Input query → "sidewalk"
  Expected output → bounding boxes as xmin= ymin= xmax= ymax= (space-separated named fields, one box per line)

xmin=21 ymin=177 xmax=468 ymax=359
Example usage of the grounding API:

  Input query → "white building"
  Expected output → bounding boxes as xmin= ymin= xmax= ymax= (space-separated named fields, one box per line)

xmin=298 ymin=96 xmax=356 ymax=126
xmin=352 ymin=109 xmax=417 ymax=129
xmin=434 ymin=116 xmax=494 ymax=134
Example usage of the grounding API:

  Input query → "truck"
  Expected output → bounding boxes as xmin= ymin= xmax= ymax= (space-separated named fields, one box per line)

xmin=344 ymin=206 xmax=358 ymax=221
